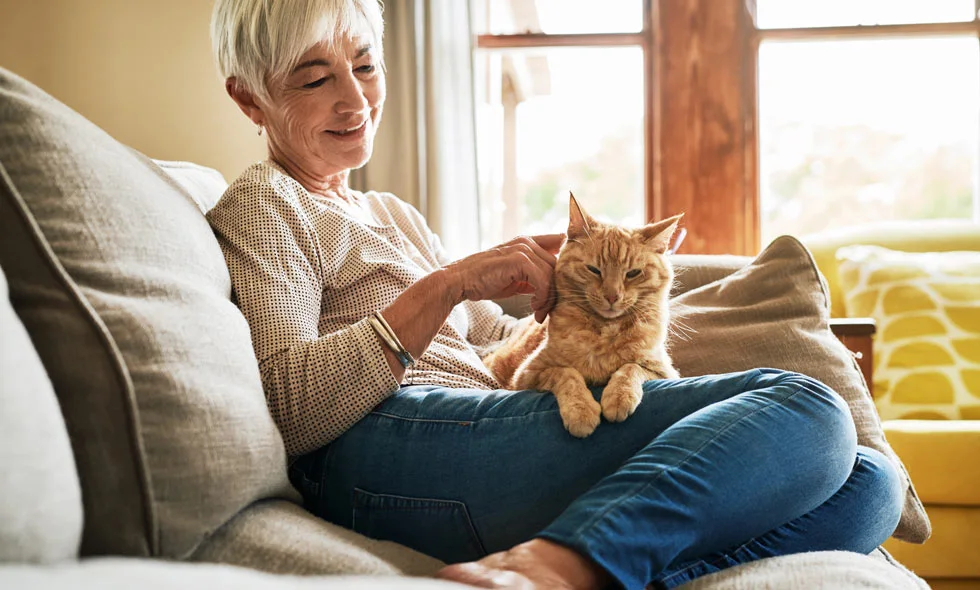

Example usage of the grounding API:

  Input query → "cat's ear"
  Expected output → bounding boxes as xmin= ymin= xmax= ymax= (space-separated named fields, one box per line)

xmin=640 ymin=213 xmax=684 ymax=253
xmin=567 ymin=192 xmax=596 ymax=241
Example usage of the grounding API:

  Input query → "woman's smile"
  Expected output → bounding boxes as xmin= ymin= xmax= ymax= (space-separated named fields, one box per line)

xmin=325 ymin=119 xmax=368 ymax=140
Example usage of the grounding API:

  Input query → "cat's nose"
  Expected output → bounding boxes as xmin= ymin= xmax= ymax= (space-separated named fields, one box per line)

xmin=605 ymin=292 xmax=621 ymax=304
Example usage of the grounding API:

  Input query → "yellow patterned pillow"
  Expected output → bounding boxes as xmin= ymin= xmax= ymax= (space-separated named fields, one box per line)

xmin=836 ymin=245 xmax=980 ymax=420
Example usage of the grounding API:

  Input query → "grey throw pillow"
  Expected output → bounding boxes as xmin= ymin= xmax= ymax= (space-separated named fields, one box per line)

xmin=669 ymin=236 xmax=930 ymax=544
xmin=0 ymin=67 xmax=298 ymax=558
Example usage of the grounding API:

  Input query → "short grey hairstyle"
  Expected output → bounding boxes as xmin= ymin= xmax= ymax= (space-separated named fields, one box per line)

xmin=211 ymin=0 xmax=384 ymax=102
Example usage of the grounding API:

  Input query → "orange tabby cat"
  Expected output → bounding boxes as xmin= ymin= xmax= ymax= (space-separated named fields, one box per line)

xmin=484 ymin=195 xmax=682 ymax=438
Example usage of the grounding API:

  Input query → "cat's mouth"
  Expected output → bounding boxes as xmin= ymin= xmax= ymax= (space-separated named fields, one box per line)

xmin=595 ymin=307 xmax=626 ymax=319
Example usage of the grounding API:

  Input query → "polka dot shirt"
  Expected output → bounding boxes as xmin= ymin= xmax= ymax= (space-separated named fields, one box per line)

xmin=207 ymin=161 xmax=520 ymax=457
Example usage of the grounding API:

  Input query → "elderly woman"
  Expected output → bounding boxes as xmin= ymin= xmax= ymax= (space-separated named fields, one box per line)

xmin=206 ymin=1 xmax=903 ymax=588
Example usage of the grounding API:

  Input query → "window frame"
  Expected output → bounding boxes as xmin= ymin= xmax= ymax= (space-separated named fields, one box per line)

xmin=474 ymin=0 xmax=655 ymax=249
xmin=751 ymin=0 xmax=980 ymax=246
xmin=474 ymin=0 xmax=980 ymax=254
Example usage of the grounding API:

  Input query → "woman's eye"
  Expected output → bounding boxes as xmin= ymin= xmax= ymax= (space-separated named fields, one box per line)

xmin=626 ymin=269 xmax=642 ymax=279
xmin=586 ymin=265 xmax=602 ymax=276
xmin=303 ymin=77 xmax=327 ymax=89
xmin=357 ymin=64 xmax=376 ymax=74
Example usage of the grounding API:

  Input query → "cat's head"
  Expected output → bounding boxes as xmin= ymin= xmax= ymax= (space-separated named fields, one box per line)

xmin=555 ymin=194 xmax=682 ymax=321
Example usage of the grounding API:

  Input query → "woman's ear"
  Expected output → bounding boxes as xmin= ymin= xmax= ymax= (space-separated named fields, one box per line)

xmin=225 ymin=77 xmax=264 ymax=126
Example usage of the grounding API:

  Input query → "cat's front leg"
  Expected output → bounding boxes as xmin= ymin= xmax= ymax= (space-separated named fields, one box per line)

xmin=600 ymin=363 xmax=652 ymax=422
xmin=650 ymin=357 xmax=680 ymax=381
xmin=535 ymin=367 xmax=601 ymax=438
xmin=602 ymin=358 xmax=680 ymax=422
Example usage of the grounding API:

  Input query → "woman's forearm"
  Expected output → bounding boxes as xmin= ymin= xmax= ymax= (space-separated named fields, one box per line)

xmin=377 ymin=268 xmax=461 ymax=380
xmin=257 ymin=269 xmax=463 ymax=456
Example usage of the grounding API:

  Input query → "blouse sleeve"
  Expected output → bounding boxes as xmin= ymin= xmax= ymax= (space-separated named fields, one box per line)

xmin=207 ymin=179 xmax=398 ymax=457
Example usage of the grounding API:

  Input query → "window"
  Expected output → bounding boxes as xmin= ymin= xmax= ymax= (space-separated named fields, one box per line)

xmin=473 ymin=0 xmax=647 ymax=248
xmin=756 ymin=1 xmax=980 ymax=242
xmin=470 ymin=1 xmax=980 ymax=255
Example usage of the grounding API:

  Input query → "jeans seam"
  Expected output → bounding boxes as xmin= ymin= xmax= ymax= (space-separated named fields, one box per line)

xmin=370 ymin=409 xmax=558 ymax=424
xmin=658 ymin=534 xmax=760 ymax=586
xmin=567 ymin=381 xmax=810 ymax=540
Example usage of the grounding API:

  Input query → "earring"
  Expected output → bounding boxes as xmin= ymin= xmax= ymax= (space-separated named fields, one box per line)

xmin=257 ymin=124 xmax=264 ymax=136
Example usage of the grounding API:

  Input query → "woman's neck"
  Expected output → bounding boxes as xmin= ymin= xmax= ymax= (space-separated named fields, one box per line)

xmin=269 ymin=154 xmax=354 ymax=203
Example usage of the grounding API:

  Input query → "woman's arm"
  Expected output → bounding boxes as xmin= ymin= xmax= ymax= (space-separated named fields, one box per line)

xmin=209 ymin=178 xmax=561 ymax=455
xmin=412 ymin=207 xmax=555 ymax=345
xmin=209 ymin=186 xmax=413 ymax=456
xmin=380 ymin=234 xmax=564 ymax=368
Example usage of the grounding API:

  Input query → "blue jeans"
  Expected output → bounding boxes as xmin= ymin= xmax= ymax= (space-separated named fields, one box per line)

xmin=289 ymin=369 xmax=904 ymax=590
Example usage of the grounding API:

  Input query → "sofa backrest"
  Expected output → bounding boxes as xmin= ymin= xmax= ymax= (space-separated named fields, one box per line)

xmin=0 ymin=67 xmax=298 ymax=559
xmin=0 ymin=263 xmax=83 ymax=564
xmin=803 ymin=220 xmax=980 ymax=318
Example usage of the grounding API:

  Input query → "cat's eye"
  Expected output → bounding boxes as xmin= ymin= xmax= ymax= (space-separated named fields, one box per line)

xmin=626 ymin=269 xmax=642 ymax=279
xmin=586 ymin=265 xmax=602 ymax=276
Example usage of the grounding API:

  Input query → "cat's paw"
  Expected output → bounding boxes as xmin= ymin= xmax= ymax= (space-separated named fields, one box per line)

xmin=601 ymin=380 xmax=642 ymax=422
xmin=558 ymin=396 xmax=602 ymax=438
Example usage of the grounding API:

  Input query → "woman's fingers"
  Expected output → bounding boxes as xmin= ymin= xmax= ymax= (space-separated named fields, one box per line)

xmin=445 ymin=236 xmax=563 ymax=320
xmin=506 ymin=249 xmax=556 ymax=321
xmin=531 ymin=233 xmax=566 ymax=255
xmin=504 ymin=236 xmax=559 ymax=270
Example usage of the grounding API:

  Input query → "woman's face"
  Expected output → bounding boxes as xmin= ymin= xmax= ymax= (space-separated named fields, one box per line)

xmin=261 ymin=32 xmax=385 ymax=180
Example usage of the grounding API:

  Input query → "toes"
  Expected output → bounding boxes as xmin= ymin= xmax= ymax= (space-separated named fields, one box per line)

xmin=601 ymin=393 xmax=638 ymax=422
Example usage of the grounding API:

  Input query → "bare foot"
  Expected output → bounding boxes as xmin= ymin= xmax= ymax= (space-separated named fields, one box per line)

xmin=435 ymin=539 xmax=611 ymax=590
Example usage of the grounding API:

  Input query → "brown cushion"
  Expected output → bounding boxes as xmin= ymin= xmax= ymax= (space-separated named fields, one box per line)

xmin=669 ymin=236 xmax=930 ymax=544
xmin=0 ymin=67 xmax=297 ymax=558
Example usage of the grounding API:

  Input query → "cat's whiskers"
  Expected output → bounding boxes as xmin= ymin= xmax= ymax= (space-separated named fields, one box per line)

xmin=666 ymin=309 xmax=698 ymax=343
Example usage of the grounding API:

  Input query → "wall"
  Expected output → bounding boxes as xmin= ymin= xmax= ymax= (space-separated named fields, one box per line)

xmin=0 ymin=0 xmax=265 ymax=182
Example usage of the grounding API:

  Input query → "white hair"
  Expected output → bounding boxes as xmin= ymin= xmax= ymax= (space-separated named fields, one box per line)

xmin=211 ymin=0 xmax=384 ymax=102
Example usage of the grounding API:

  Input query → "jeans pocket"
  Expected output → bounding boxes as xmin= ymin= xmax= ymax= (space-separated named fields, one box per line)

xmin=351 ymin=487 xmax=487 ymax=564
xmin=288 ymin=452 xmax=324 ymax=513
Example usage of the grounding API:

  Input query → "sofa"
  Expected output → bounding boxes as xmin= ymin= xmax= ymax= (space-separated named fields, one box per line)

xmin=805 ymin=223 xmax=980 ymax=589
xmin=0 ymin=66 xmax=932 ymax=589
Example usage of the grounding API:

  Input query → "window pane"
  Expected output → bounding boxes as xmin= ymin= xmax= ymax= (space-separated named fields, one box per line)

xmin=758 ymin=37 xmax=980 ymax=243
xmin=474 ymin=47 xmax=644 ymax=248
xmin=757 ymin=0 xmax=975 ymax=29
xmin=473 ymin=0 xmax=643 ymax=35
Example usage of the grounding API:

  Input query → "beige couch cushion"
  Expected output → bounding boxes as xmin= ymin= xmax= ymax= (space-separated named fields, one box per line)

xmin=669 ymin=236 xmax=930 ymax=544
xmin=0 ymin=67 xmax=297 ymax=558
xmin=0 ymin=559 xmax=467 ymax=590
xmin=152 ymin=159 xmax=228 ymax=214
xmin=190 ymin=500 xmax=444 ymax=576
xmin=683 ymin=549 xmax=927 ymax=590
xmin=0 ymin=263 xmax=83 ymax=563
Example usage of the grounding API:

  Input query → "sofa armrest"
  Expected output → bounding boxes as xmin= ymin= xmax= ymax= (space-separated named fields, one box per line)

xmin=830 ymin=318 xmax=876 ymax=397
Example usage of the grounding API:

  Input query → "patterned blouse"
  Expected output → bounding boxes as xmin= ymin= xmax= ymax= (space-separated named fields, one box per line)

xmin=207 ymin=161 xmax=520 ymax=457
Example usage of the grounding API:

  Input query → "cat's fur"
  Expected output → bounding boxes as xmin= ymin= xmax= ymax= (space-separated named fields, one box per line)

xmin=484 ymin=195 xmax=682 ymax=437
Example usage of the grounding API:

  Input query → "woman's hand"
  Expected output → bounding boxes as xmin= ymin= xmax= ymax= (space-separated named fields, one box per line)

xmin=442 ymin=234 xmax=565 ymax=323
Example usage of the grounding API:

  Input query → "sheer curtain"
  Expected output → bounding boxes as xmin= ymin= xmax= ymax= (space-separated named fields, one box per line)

xmin=351 ymin=0 xmax=482 ymax=258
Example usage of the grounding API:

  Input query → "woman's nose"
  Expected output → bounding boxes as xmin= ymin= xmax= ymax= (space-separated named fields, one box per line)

xmin=335 ymin=72 xmax=369 ymax=114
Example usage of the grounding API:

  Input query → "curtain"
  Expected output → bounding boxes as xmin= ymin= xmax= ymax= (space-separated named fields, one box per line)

xmin=351 ymin=0 xmax=482 ymax=258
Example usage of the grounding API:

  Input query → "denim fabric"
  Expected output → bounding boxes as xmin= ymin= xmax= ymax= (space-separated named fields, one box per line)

xmin=289 ymin=369 xmax=903 ymax=590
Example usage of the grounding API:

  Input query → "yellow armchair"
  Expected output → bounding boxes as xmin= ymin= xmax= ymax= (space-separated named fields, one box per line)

xmin=803 ymin=220 xmax=980 ymax=590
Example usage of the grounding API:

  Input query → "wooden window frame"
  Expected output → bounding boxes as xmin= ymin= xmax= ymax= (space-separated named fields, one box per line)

xmin=476 ymin=1 xmax=980 ymax=255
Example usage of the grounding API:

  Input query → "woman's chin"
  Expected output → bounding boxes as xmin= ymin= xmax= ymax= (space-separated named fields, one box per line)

xmin=322 ymin=143 xmax=373 ymax=171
